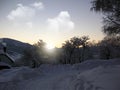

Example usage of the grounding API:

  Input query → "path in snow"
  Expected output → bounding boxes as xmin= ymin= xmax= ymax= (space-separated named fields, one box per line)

xmin=0 ymin=59 xmax=120 ymax=90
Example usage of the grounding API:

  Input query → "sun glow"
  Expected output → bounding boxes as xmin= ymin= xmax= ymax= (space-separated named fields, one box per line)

xmin=46 ymin=43 xmax=55 ymax=50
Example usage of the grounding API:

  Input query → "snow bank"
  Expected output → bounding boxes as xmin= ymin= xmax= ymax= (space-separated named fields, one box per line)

xmin=0 ymin=67 xmax=42 ymax=82
xmin=71 ymin=65 xmax=120 ymax=90
xmin=72 ymin=58 xmax=120 ymax=70
xmin=0 ymin=59 xmax=120 ymax=90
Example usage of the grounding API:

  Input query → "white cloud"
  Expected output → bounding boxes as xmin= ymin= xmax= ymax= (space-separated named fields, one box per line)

xmin=32 ymin=2 xmax=44 ymax=10
xmin=47 ymin=11 xmax=75 ymax=32
xmin=7 ymin=4 xmax=35 ymax=21
xmin=7 ymin=2 xmax=44 ymax=28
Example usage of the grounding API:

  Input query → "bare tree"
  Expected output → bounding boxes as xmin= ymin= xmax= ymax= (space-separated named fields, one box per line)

xmin=99 ymin=36 xmax=120 ymax=59
xmin=80 ymin=36 xmax=90 ymax=61
xmin=61 ymin=36 xmax=90 ymax=64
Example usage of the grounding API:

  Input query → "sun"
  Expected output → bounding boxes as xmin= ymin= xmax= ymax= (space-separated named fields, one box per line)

xmin=46 ymin=43 xmax=55 ymax=50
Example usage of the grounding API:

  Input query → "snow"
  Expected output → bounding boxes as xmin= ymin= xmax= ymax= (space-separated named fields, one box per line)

xmin=0 ymin=59 xmax=120 ymax=90
xmin=0 ymin=62 xmax=11 ymax=67
xmin=71 ymin=65 xmax=120 ymax=90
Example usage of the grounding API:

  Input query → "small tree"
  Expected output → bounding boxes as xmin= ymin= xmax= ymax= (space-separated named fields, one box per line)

xmin=99 ymin=35 xmax=120 ymax=59
xmin=80 ymin=36 xmax=90 ymax=61
xmin=62 ymin=40 xmax=74 ymax=64
xmin=20 ymin=45 xmax=43 ymax=68
xmin=33 ymin=40 xmax=48 ymax=64
xmin=19 ymin=40 xmax=46 ymax=68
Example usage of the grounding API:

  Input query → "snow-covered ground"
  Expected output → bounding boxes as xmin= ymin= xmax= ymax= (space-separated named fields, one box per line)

xmin=0 ymin=59 xmax=120 ymax=90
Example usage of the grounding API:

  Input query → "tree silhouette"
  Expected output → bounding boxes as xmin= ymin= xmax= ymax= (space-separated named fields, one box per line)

xmin=62 ymin=40 xmax=74 ymax=64
xmin=91 ymin=0 xmax=120 ymax=36
xmin=98 ymin=35 xmax=120 ymax=59
xmin=80 ymin=36 xmax=90 ymax=61
xmin=61 ymin=36 xmax=89 ymax=64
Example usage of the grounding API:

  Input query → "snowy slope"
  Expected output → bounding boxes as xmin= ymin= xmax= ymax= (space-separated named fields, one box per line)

xmin=0 ymin=59 xmax=120 ymax=90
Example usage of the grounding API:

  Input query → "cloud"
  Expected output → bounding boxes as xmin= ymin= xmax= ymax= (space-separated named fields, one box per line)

xmin=32 ymin=2 xmax=44 ymax=10
xmin=47 ymin=11 xmax=75 ymax=32
xmin=7 ymin=4 xmax=35 ymax=21
xmin=7 ymin=2 xmax=44 ymax=28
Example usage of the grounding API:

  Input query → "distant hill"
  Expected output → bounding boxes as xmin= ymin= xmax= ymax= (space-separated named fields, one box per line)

xmin=0 ymin=38 xmax=33 ymax=60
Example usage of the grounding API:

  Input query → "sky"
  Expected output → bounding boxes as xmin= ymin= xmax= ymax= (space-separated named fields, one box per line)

xmin=0 ymin=0 xmax=104 ymax=47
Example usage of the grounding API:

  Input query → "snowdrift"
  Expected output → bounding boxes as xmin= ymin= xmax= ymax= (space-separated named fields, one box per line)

xmin=0 ymin=59 xmax=120 ymax=90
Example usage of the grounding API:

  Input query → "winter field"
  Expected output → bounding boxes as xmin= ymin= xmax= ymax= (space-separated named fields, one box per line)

xmin=0 ymin=59 xmax=120 ymax=90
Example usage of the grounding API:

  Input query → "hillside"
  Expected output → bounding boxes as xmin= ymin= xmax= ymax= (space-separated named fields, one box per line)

xmin=0 ymin=38 xmax=33 ymax=60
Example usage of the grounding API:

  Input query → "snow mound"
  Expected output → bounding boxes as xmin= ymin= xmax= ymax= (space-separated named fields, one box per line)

xmin=0 ymin=59 xmax=120 ymax=90
xmin=70 ymin=65 xmax=120 ymax=90
xmin=72 ymin=58 xmax=120 ymax=70
xmin=0 ymin=67 xmax=42 ymax=82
